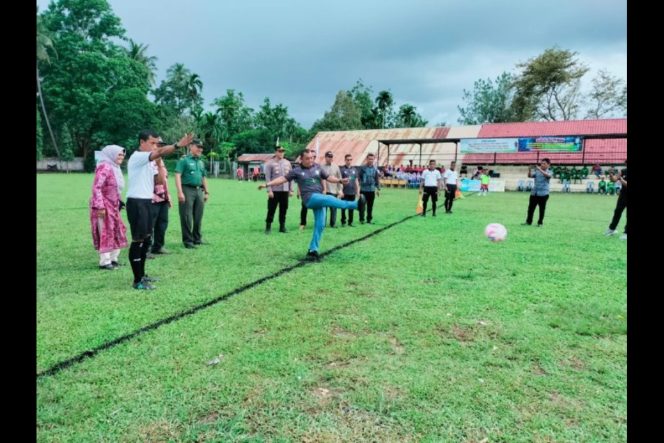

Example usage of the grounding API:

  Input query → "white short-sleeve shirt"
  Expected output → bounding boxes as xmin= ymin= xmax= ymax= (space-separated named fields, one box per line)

xmin=126 ymin=151 xmax=155 ymax=199
xmin=421 ymin=169 xmax=442 ymax=187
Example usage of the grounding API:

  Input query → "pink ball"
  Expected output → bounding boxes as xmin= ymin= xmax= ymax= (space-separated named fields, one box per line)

xmin=485 ymin=223 xmax=507 ymax=242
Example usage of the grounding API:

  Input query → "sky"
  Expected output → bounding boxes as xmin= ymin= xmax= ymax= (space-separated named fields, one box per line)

xmin=37 ymin=0 xmax=627 ymax=128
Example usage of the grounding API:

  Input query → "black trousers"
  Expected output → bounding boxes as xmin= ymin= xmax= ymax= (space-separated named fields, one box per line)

xmin=359 ymin=191 xmax=376 ymax=222
xmin=422 ymin=186 xmax=438 ymax=214
xmin=300 ymin=201 xmax=308 ymax=226
xmin=148 ymin=201 xmax=169 ymax=252
xmin=326 ymin=192 xmax=338 ymax=226
xmin=526 ymin=194 xmax=549 ymax=225
xmin=341 ymin=194 xmax=356 ymax=225
xmin=609 ymin=192 xmax=627 ymax=233
xmin=265 ymin=191 xmax=289 ymax=226
xmin=445 ymin=184 xmax=457 ymax=212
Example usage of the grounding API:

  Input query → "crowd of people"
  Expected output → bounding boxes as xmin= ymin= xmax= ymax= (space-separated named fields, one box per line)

xmin=89 ymin=131 xmax=628 ymax=289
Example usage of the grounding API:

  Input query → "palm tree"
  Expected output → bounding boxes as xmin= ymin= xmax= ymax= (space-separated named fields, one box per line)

xmin=397 ymin=104 xmax=416 ymax=127
xmin=375 ymin=90 xmax=394 ymax=129
xmin=37 ymin=12 xmax=61 ymax=159
xmin=186 ymin=73 xmax=203 ymax=110
xmin=126 ymin=39 xmax=158 ymax=85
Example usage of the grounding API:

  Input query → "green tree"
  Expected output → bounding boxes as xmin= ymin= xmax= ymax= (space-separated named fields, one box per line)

xmin=231 ymin=128 xmax=272 ymax=154
xmin=395 ymin=103 xmax=428 ymax=127
xmin=40 ymin=0 xmax=151 ymax=162
xmin=37 ymin=106 xmax=44 ymax=160
xmin=126 ymin=39 xmax=158 ymax=85
xmin=310 ymin=90 xmax=363 ymax=133
xmin=212 ymin=89 xmax=254 ymax=141
xmin=350 ymin=79 xmax=377 ymax=129
xmin=97 ymin=88 xmax=159 ymax=148
xmin=374 ymin=90 xmax=395 ymax=128
xmin=255 ymin=98 xmax=307 ymax=145
xmin=511 ymin=47 xmax=589 ymax=121
xmin=457 ymin=72 xmax=517 ymax=124
xmin=153 ymin=63 xmax=204 ymax=116
xmin=37 ymin=9 xmax=61 ymax=159
xmin=584 ymin=69 xmax=627 ymax=119
xmin=196 ymin=112 xmax=223 ymax=152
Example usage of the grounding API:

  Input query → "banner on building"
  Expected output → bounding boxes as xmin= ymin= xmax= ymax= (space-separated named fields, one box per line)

xmin=460 ymin=138 xmax=518 ymax=153
xmin=518 ymin=136 xmax=582 ymax=152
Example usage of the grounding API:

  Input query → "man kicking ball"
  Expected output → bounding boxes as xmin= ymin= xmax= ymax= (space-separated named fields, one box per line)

xmin=259 ymin=150 xmax=366 ymax=261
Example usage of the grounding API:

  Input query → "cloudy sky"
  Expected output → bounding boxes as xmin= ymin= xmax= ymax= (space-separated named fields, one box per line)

xmin=37 ymin=0 xmax=626 ymax=128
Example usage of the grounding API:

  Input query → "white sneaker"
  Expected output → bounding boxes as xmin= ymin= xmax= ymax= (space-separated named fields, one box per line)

xmin=620 ymin=233 xmax=627 ymax=240
xmin=604 ymin=229 xmax=616 ymax=236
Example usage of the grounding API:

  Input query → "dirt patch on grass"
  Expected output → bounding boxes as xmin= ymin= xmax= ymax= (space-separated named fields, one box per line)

xmin=532 ymin=361 xmax=548 ymax=375
xmin=436 ymin=322 xmax=501 ymax=344
xmin=300 ymin=403 xmax=419 ymax=442
xmin=560 ymin=356 xmax=586 ymax=371
xmin=137 ymin=420 xmax=179 ymax=441
xmin=331 ymin=325 xmax=358 ymax=339
xmin=388 ymin=336 xmax=405 ymax=355
xmin=326 ymin=358 xmax=351 ymax=369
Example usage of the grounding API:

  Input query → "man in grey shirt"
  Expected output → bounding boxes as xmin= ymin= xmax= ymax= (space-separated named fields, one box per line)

xmin=263 ymin=145 xmax=293 ymax=233
xmin=258 ymin=150 xmax=366 ymax=261
xmin=320 ymin=151 xmax=342 ymax=227
xmin=524 ymin=158 xmax=552 ymax=227
xmin=339 ymin=153 xmax=360 ymax=226
xmin=357 ymin=153 xmax=381 ymax=224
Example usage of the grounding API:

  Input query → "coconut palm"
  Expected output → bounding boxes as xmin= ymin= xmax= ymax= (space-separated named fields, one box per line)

xmin=37 ymin=12 xmax=61 ymax=159
xmin=126 ymin=39 xmax=158 ymax=85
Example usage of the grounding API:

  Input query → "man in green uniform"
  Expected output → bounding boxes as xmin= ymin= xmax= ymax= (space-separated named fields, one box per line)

xmin=175 ymin=139 xmax=209 ymax=249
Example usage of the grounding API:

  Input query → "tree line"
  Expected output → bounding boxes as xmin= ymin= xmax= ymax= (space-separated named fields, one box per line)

xmin=37 ymin=0 xmax=625 ymax=171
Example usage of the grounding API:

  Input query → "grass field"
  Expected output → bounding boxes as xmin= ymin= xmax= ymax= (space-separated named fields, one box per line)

xmin=37 ymin=173 xmax=627 ymax=442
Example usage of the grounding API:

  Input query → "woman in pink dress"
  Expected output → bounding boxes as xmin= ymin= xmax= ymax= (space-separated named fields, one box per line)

xmin=90 ymin=145 xmax=128 ymax=270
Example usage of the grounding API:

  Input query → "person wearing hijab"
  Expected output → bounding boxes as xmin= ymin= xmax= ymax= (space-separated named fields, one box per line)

xmin=89 ymin=145 xmax=129 ymax=270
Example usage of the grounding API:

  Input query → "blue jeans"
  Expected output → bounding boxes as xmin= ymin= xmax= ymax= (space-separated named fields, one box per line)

xmin=305 ymin=193 xmax=358 ymax=252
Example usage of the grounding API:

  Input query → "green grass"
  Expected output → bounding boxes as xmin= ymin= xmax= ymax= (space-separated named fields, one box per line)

xmin=37 ymin=174 xmax=626 ymax=442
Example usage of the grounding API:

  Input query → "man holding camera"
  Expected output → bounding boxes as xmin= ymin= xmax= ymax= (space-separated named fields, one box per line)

xmin=523 ymin=158 xmax=552 ymax=227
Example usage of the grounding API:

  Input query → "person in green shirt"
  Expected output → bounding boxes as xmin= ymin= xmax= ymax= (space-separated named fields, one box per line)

xmin=598 ymin=176 xmax=607 ymax=195
xmin=479 ymin=169 xmax=490 ymax=196
xmin=174 ymin=139 xmax=209 ymax=249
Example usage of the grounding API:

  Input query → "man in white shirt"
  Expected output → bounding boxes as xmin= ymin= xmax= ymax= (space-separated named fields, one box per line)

xmin=442 ymin=161 xmax=459 ymax=214
xmin=126 ymin=129 xmax=193 ymax=290
xmin=418 ymin=160 xmax=442 ymax=216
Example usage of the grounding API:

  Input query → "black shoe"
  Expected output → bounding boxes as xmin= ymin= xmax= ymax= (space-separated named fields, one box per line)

xmin=279 ymin=225 xmax=287 ymax=233
xmin=358 ymin=194 xmax=367 ymax=213
xmin=367 ymin=220 xmax=373 ymax=224
xmin=432 ymin=213 xmax=436 ymax=217
xmin=348 ymin=223 xmax=354 ymax=227
xmin=360 ymin=220 xmax=365 ymax=224
xmin=99 ymin=264 xmax=115 ymax=270
xmin=420 ymin=213 xmax=426 ymax=217
xmin=265 ymin=223 xmax=272 ymax=234
xmin=111 ymin=261 xmax=123 ymax=267
xmin=306 ymin=250 xmax=321 ymax=262
xmin=194 ymin=241 xmax=209 ymax=245
xmin=184 ymin=243 xmax=197 ymax=249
